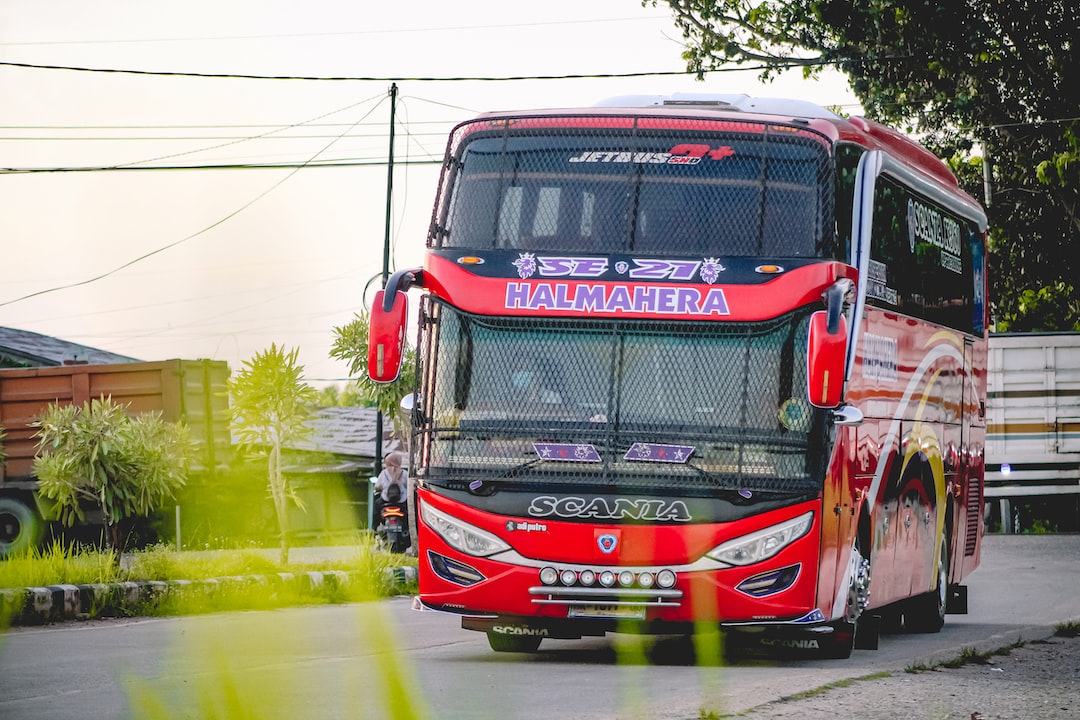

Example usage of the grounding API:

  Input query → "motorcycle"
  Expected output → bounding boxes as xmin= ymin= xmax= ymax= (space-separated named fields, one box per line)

xmin=376 ymin=487 xmax=411 ymax=554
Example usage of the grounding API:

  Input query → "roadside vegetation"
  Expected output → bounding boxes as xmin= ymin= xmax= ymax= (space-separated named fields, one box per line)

xmin=0 ymin=534 xmax=417 ymax=627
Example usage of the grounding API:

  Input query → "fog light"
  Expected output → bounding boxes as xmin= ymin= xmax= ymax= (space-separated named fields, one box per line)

xmin=560 ymin=569 xmax=578 ymax=586
xmin=579 ymin=569 xmax=596 ymax=586
xmin=539 ymin=567 xmax=559 ymax=586
xmin=618 ymin=571 xmax=635 ymax=587
xmin=599 ymin=570 xmax=616 ymax=587
xmin=638 ymin=572 xmax=655 ymax=588
xmin=656 ymin=569 xmax=677 ymax=589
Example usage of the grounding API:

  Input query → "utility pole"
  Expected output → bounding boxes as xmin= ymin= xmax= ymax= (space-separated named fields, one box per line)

xmin=374 ymin=83 xmax=397 ymax=479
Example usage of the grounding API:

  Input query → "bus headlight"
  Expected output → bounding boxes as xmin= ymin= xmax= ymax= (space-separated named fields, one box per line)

xmin=420 ymin=503 xmax=511 ymax=557
xmin=705 ymin=511 xmax=814 ymax=566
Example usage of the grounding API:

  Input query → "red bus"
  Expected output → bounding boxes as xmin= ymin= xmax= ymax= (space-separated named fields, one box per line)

xmin=368 ymin=93 xmax=988 ymax=658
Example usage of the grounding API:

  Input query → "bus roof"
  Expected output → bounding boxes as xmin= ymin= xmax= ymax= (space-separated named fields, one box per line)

xmin=468 ymin=93 xmax=965 ymax=196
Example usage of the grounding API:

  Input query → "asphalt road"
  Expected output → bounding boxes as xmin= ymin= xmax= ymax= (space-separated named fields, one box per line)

xmin=1 ymin=534 xmax=1077 ymax=720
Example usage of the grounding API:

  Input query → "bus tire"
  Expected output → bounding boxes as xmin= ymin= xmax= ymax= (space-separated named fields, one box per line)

xmin=818 ymin=621 xmax=855 ymax=659
xmin=907 ymin=531 xmax=949 ymax=633
xmin=487 ymin=631 xmax=543 ymax=653
xmin=0 ymin=496 xmax=43 ymax=557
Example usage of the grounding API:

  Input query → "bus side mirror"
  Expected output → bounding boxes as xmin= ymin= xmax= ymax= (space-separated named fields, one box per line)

xmin=806 ymin=310 xmax=847 ymax=408
xmin=368 ymin=289 xmax=408 ymax=383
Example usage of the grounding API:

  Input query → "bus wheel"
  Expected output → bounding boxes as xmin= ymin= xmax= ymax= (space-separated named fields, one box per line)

xmin=487 ymin=631 xmax=543 ymax=653
xmin=907 ymin=532 xmax=948 ymax=633
xmin=818 ymin=621 xmax=856 ymax=659
xmin=845 ymin=541 xmax=872 ymax=624
xmin=0 ymin=496 xmax=43 ymax=558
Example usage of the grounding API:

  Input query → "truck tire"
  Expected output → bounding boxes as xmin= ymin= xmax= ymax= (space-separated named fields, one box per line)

xmin=0 ymin=496 xmax=43 ymax=557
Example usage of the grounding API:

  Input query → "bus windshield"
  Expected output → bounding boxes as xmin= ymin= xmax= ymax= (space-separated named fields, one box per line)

xmin=435 ymin=121 xmax=836 ymax=258
xmin=421 ymin=301 xmax=828 ymax=496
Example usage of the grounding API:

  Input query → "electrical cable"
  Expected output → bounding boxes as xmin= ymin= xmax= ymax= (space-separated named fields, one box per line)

xmin=0 ymin=94 xmax=391 ymax=309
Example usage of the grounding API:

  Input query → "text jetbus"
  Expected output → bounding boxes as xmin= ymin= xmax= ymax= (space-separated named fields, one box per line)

xmin=368 ymin=94 xmax=988 ymax=658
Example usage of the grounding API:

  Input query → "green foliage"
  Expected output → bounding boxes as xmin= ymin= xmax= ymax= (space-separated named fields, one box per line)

xmin=314 ymin=383 xmax=367 ymax=408
xmin=0 ymin=423 xmax=6 ymax=467
xmin=654 ymin=0 xmax=1080 ymax=331
xmin=0 ymin=539 xmax=125 ymax=588
xmin=0 ymin=538 xmax=419 ymax=621
xmin=32 ymin=397 xmax=194 ymax=553
xmin=228 ymin=344 xmax=318 ymax=564
xmin=329 ymin=311 xmax=415 ymax=446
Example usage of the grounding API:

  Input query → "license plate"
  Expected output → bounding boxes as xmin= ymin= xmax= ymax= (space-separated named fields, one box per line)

xmin=568 ymin=604 xmax=646 ymax=620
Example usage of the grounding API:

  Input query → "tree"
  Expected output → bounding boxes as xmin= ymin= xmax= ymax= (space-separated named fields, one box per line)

xmin=653 ymin=0 xmax=1080 ymax=330
xmin=228 ymin=344 xmax=317 ymax=564
xmin=329 ymin=312 xmax=416 ymax=451
xmin=33 ymin=397 xmax=194 ymax=556
xmin=315 ymin=383 xmax=368 ymax=408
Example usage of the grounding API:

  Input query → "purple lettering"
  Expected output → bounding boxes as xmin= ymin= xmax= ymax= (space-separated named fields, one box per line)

xmin=629 ymin=259 xmax=670 ymax=279
xmin=633 ymin=286 xmax=658 ymax=312
xmin=574 ymin=258 xmax=608 ymax=277
xmin=554 ymin=284 xmax=575 ymax=310
xmin=607 ymin=286 xmax=632 ymax=312
xmin=668 ymin=261 xmax=701 ymax=281
xmin=700 ymin=289 xmax=731 ymax=315
xmin=657 ymin=288 xmax=678 ymax=313
xmin=506 ymin=282 xmax=531 ymax=308
xmin=577 ymin=285 xmax=606 ymax=312
xmin=677 ymin=288 xmax=698 ymax=314
xmin=532 ymin=284 xmax=555 ymax=308
xmin=538 ymin=257 xmax=575 ymax=276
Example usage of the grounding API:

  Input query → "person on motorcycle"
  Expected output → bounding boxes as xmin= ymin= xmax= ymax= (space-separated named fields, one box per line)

xmin=374 ymin=451 xmax=410 ymax=551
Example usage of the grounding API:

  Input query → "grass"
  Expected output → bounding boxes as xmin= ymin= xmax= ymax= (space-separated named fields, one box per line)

xmin=0 ymin=534 xmax=418 ymax=624
xmin=906 ymin=637 xmax=1028 ymax=673
xmin=1054 ymin=621 xmax=1080 ymax=638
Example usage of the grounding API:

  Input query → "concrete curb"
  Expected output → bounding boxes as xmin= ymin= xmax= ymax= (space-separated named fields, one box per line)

xmin=0 ymin=566 xmax=418 ymax=626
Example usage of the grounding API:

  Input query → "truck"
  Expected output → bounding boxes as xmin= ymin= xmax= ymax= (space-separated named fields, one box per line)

xmin=0 ymin=358 xmax=231 ymax=556
xmin=986 ymin=332 xmax=1080 ymax=532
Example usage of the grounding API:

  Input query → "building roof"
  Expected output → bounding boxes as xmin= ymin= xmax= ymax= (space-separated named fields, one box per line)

xmin=0 ymin=327 xmax=141 ymax=368
xmin=281 ymin=406 xmax=404 ymax=474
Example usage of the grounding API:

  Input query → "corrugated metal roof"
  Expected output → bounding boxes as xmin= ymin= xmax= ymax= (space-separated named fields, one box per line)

xmin=285 ymin=406 xmax=403 ymax=459
xmin=0 ymin=327 xmax=141 ymax=368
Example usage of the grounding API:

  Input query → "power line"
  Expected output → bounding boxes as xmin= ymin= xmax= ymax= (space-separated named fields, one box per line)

xmin=1 ymin=159 xmax=441 ymax=173
xmin=0 ymin=93 xmax=394 ymax=308
xmin=0 ymin=60 xmax=713 ymax=82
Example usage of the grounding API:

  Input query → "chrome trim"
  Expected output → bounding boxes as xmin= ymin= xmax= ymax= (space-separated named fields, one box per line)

xmin=487 ymin=549 xmax=731 ymax=573
xmin=528 ymin=586 xmax=683 ymax=599
xmin=533 ymin=598 xmax=681 ymax=608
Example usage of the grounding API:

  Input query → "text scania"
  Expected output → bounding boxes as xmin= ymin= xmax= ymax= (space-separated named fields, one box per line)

xmin=528 ymin=495 xmax=693 ymax=522
xmin=492 ymin=626 xmax=550 ymax=636
xmin=908 ymin=198 xmax=963 ymax=273
xmin=506 ymin=282 xmax=730 ymax=316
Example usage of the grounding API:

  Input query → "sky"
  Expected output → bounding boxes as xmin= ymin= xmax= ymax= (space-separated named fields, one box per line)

xmin=0 ymin=1 xmax=860 ymax=387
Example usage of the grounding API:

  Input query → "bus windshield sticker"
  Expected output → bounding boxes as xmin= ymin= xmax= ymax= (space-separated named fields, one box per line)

xmin=568 ymin=145 xmax=736 ymax=166
xmin=514 ymin=254 xmax=727 ymax=284
xmin=624 ymin=443 xmax=696 ymax=463
xmin=533 ymin=443 xmax=602 ymax=463
xmin=506 ymin=282 xmax=731 ymax=316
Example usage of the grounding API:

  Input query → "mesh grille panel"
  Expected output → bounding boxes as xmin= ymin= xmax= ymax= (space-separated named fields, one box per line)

xmin=417 ymin=299 xmax=827 ymax=495
xmin=432 ymin=116 xmax=835 ymax=258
